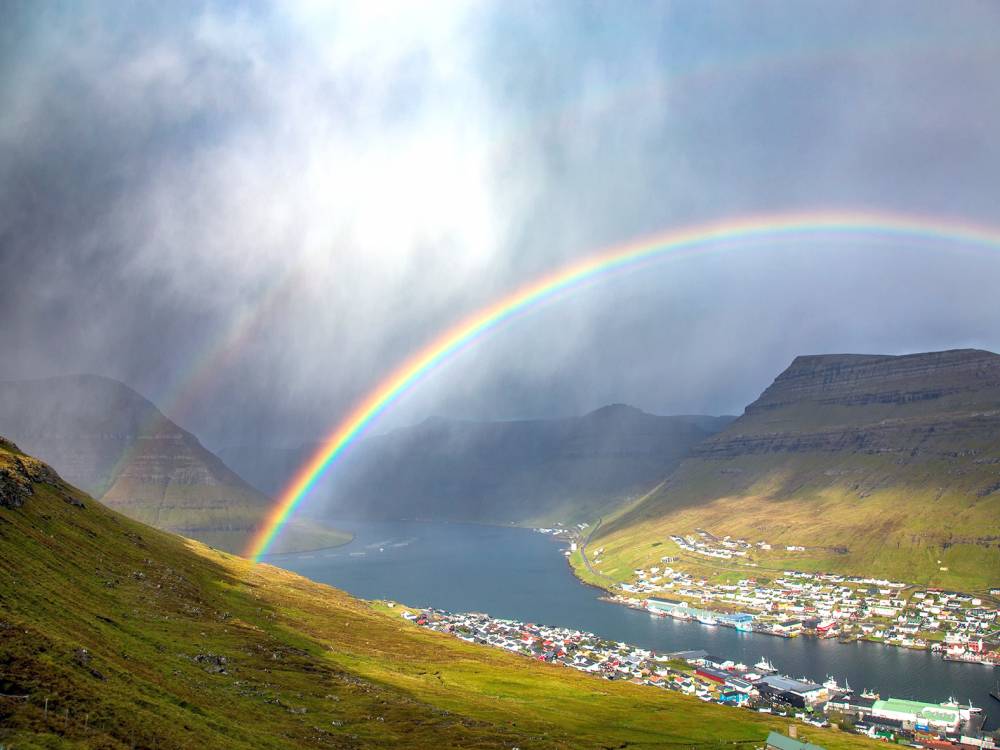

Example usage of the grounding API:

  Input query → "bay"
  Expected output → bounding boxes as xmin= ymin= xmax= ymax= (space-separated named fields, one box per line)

xmin=269 ymin=519 xmax=995 ymax=721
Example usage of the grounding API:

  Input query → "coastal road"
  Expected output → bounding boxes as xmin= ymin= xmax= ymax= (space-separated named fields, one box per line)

xmin=578 ymin=518 xmax=617 ymax=585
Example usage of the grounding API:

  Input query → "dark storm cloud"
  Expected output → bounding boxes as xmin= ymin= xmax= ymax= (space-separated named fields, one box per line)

xmin=1 ymin=0 xmax=999 ymax=449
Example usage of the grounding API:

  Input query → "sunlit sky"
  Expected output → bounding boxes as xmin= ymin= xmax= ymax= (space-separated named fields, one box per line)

xmin=2 ymin=1 xmax=1000 ymax=448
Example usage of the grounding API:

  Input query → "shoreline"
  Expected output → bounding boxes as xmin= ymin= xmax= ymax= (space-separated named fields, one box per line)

xmin=561 ymin=528 xmax=1000 ymax=666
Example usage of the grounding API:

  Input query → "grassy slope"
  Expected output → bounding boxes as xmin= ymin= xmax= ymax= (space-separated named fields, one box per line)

xmin=590 ymin=352 xmax=1000 ymax=592
xmin=0 ymin=443 xmax=880 ymax=749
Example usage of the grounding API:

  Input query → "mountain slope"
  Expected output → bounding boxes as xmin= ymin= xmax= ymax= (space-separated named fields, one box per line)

xmin=0 ymin=438 xmax=877 ymax=749
xmin=595 ymin=349 xmax=1000 ymax=590
xmin=0 ymin=375 xmax=346 ymax=552
xmin=223 ymin=406 xmax=734 ymax=525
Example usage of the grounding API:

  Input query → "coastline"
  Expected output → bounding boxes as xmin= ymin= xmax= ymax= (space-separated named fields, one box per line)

xmin=560 ymin=525 xmax=1000 ymax=666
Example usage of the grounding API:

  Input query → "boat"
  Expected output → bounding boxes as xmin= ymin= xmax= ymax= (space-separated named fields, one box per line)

xmin=734 ymin=620 xmax=754 ymax=632
xmin=697 ymin=615 xmax=719 ymax=626
xmin=823 ymin=676 xmax=844 ymax=692
xmin=942 ymin=652 xmax=1000 ymax=665
xmin=860 ymin=688 xmax=880 ymax=700
xmin=754 ymin=657 xmax=777 ymax=673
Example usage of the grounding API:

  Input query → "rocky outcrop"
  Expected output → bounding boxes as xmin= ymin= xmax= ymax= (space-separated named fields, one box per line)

xmin=0 ymin=440 xmax=65 ymax=508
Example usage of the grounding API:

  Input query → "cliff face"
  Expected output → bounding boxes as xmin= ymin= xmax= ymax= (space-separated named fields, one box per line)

xmin=692 ymin=350 xmax=1000 ymax=479
xmin=0 ymin=375 xmax=269 ymax=536
xmin=600 ymin=350 xmax=1000 ymax=588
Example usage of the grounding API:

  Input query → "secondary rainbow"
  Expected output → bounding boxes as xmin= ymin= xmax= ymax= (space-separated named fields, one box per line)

xmin=246 ymin=210 xmax=1000 ymax=560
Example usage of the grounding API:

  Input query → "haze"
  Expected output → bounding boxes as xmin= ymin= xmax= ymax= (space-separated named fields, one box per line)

xmin=3 ymin=0 xmax=1000 ymax=451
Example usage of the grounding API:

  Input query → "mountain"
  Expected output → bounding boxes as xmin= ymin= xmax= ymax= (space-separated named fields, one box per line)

xmin=222 ymin=405 xmax=735 ymax=525
xmin=0 ymin=438 xmax=876 ymax=749
xmin=594 ymin=349 xmax=1000 ymax=590
xmin=0 ymin=375 xmax=347 ymax=553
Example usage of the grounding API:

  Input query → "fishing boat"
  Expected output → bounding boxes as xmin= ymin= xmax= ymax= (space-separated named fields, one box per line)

xmin=697 ymin=615 xmax=718 ymax=626
xmin=823 ymin=676 xmax=845 ymax=692
xmin=734 ymin=620 xmax=754 ymax=632
xmin=860 ymin=688 xmax=880 ymax=700
xmin=754 ymin=657 xmax=777 ymax=674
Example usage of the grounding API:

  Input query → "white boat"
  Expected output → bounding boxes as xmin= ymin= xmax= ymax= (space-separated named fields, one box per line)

xmin=823 ymin=676 xmax=842 ymax=691
xmin=860 ymin=688 xmax=880 ymax=700
xmin=697 ymin=615 xmax=718 ymax=626
xmin=754 ymin=657 xmax=777 ymax=673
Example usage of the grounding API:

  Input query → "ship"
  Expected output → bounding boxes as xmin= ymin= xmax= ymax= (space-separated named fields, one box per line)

xmin=823 ymin=676 xmax=846 ymax=692
xmin=697 ymin=615 xmax=719 ymax=626
xmin=860 ymin=688 xmax=880 ymax=700
xmin=734 ymin=620 xmax=754 ymax=632
xmin=754 ymin=657 xmax=777 ymax=674
xmin=942 ymin=652 xmax=1000 ymax=665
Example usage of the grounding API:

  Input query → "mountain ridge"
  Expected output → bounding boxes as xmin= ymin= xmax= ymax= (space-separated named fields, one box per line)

xmin=594 ymin=348 xmax=1000 ymax=590
xmin=222 ymin=405 xmax=735 ymax=525
xmin=0 ymin=374 xmax=347 ymax=552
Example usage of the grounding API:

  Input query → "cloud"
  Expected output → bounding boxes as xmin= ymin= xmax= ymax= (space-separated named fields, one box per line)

xmin=1 ymin=0 xmax=1000 ymax=450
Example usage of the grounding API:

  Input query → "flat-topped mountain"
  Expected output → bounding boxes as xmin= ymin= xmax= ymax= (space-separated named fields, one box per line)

xmin=596 ymin=349 xmax=1000 ymax=590
xmin=0 ymin=375 xmax=346 ymax=552
xmin=224 ymin=405 xmax=734 ymax=525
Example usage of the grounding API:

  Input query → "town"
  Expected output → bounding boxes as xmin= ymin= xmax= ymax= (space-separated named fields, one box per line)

xmin=544 ymin=526 xmax=1000 ymax=664
xmin=402 ymin=606 xmax=993 ymax=749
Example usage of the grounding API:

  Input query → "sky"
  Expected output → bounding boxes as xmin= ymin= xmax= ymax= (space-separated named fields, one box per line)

xmin=2 ymin=0 xmax=1000 ymax=449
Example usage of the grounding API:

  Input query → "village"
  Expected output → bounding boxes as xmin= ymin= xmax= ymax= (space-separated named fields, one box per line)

xmin=555 ymin=527 xmax=1000 ymax=664
xmin=402 ymin=606 xmax=993 ymax=749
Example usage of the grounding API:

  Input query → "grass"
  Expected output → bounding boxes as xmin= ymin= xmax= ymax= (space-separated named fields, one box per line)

xmin=0 ymin=441 xmax=884 ymax=749
xmin=594 ymin=452 xmax=1000 ymax=593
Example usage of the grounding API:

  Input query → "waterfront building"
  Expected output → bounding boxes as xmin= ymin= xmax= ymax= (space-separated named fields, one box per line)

xmin=870 ymin=698 xmax=962 ymax=732
xmin=757 ymin=676 xmax=826 ymax=708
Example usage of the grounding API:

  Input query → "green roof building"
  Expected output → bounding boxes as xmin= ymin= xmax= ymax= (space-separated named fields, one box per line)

xmin=765 ymin=730 xmax=825 ymax=750
xmin=871 ymin=698 xmax=961 ymax=730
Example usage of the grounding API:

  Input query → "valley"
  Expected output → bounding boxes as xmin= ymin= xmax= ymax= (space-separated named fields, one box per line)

xmin=0 ymin=438 xmax=878 ymax=749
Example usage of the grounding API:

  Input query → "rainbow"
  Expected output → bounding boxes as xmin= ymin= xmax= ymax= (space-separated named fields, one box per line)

xmin=246 ymin=210 xmax=1000 ymax=560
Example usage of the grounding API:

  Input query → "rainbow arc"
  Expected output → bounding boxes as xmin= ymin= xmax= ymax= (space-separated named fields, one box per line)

xmin=246 ymin=210 xmax=1000 ymax=561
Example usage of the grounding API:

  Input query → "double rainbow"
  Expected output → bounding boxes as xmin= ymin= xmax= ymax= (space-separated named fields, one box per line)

xmin=246 ymin=210 xmax=1000 ymax=560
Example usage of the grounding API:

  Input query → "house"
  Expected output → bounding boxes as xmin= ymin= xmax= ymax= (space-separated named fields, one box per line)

xmin=719 ymin=690 xmax=750 ymax=706
xmin=764 ymin=730 xmax=825 ymax=750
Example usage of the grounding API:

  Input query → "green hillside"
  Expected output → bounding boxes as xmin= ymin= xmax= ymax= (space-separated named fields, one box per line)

xmin=0 ymin=437 xmax=879 ymax=749
xmin=591 ymin=349 xmax=1000 ymax=591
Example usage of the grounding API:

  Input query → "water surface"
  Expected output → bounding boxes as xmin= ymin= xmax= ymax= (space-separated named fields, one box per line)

xmin=269 ymin=520 xmax=996 ymax=719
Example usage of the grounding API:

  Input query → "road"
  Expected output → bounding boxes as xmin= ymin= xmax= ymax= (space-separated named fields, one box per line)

xmin=577 ymin=518 xmax=616 ymax=585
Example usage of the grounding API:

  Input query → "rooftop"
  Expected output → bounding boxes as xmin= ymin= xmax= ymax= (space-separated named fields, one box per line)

xmin=760 ymin=676 xmax=824 ymax=694
xmin=765 ymin=730 xmax=825 ymax=750
xmin=872 ymin=698 xmax=960 ymax=722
